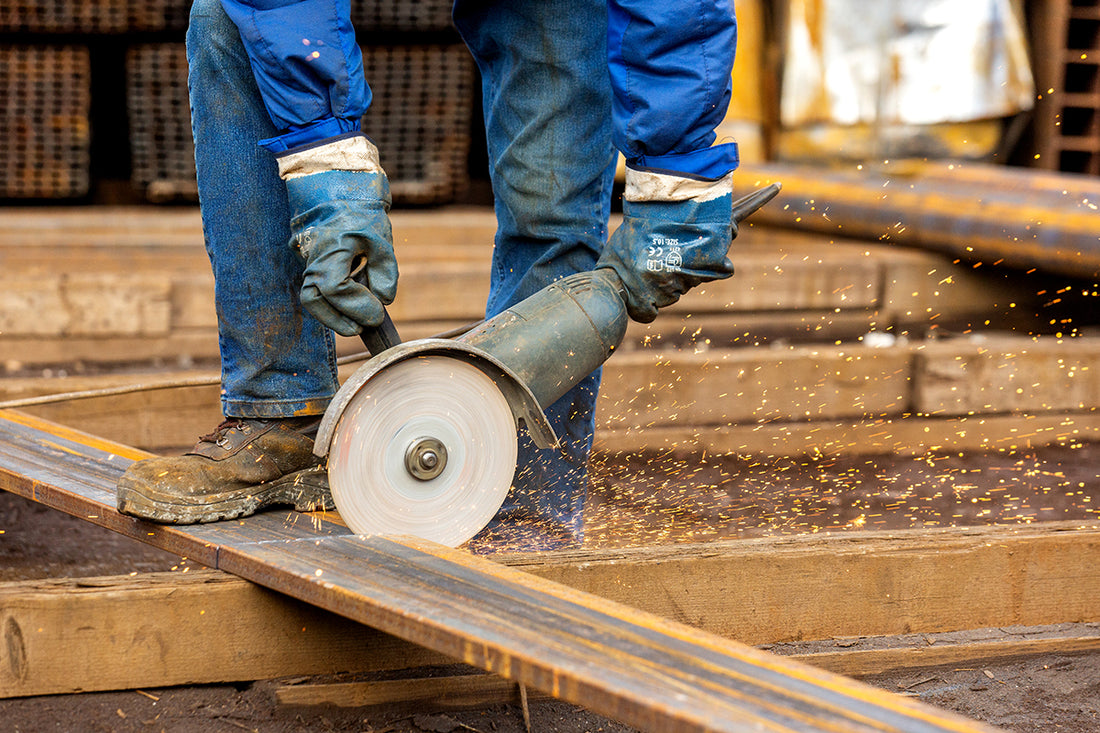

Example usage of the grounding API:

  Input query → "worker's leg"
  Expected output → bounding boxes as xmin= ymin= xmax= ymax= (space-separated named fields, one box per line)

xmin=454 ymin=0 xmax=617 ymax=550
xmin=187 ymin=0 xmax=338 ymax=418
xmin=115 ymin=0 xmax=335 ymax=524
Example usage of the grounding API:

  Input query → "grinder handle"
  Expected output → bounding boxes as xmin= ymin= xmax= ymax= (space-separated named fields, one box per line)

xmin=731 ymin=182 xmax=782 ymax=226
xmin=359 ymin=306 xmax=402 ymax=356
xmin=350 ymin=255 xmax=402 ymax=356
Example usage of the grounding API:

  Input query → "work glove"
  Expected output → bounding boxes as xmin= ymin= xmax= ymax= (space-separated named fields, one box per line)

xmin=275 ymin=133 xmax=397 ymax=336
xmin=597 ymin=167 xmax=736 ymax=323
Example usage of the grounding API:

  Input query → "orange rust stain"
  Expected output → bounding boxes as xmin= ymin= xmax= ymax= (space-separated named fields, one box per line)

xmin=0 ymin=409 xmax=151 ymax=461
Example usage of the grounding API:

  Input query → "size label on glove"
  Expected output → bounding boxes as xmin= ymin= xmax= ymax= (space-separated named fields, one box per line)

xmin=646 ymin=239 xmax=683 ymax=273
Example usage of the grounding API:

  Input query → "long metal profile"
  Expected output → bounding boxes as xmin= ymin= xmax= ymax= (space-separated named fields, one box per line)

xmin=739 ymin=161 xmax=1100 ymax=279
xmin=0 ymin=410 xmax=998 ymax=733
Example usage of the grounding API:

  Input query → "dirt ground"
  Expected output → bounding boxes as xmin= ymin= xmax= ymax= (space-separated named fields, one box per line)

xmin=1 ymin=444 xmax=1099 ymax=731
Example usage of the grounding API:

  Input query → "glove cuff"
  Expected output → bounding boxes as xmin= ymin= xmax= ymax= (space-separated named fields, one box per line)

xmin=275 ymin=133 xmax=383 ymax=180
xmin=625 ymin=167 xmax=733 ymax=204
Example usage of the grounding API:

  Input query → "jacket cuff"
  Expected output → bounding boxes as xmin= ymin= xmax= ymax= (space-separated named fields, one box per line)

xmin=274 ymin=133 xmax=383 ymax=179
xmin=626 ymin=141 xmax=740 ymax=181
xmin=259 ymin=117 xmax=362 ymax=153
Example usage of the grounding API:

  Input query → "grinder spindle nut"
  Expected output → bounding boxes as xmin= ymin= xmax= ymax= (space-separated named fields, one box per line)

xmin=405 ymin=437 xmax=448 ymax=480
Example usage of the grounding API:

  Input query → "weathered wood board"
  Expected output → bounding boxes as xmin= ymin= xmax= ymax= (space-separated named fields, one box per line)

xmin=0 ymin=206 xmax=1047 ymax=368
xmin=6 ymin=336 xmax=1099 ymax=457
xmin=3 ymin=565 xmax=1096 ymax=699
xmin=514 ymin=523 xmax=1100 ymax=645
xmin=0 ymin=570 xmax=446 ymax=698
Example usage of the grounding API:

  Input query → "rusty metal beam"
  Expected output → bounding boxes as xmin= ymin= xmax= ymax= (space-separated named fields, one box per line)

xmin=737 ymin=161 xmax=1100 ymax=280
xmin=0 ymin=410 xmax=997 ymax=732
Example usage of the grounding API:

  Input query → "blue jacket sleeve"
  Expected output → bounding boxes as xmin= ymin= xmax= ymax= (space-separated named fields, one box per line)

xmin=219 ymin=0 xmax=369 ymax=151
xmin=608 ymin=0 xmax=739 ymax=180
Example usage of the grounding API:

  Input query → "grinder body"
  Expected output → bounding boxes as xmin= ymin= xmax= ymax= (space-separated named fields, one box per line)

xmin=457 ymin=267 xmax=628 ymax=419
xmin=314 ymin=183 xmax=781 ymax=545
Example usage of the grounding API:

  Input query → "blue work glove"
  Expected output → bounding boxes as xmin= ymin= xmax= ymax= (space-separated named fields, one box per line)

xmin=275 ymin=133 xmax=397 ymax=336
xmin=597 ymin=168 xmax=736 ymax=323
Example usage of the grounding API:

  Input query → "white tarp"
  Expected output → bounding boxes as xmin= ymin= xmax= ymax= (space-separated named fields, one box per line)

xmin=781 ymin=0 xmax=1035 ymax=127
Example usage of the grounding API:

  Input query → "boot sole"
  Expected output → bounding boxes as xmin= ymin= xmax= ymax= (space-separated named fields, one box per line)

xmin=116 ymin=465 xmax=334 ymax=524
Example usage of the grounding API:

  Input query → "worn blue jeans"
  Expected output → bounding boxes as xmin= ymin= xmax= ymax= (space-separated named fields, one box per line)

xmin=188 ymin=0 xmax=615 ymax=548
xmin=455 ymin=0 xmax=617 ymax=550
xmin=188 ymin=0 xmax=339 ymax=419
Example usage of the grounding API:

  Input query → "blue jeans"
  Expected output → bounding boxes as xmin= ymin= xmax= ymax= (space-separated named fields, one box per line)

xmin=188 ymin=0 xmax=339 ymax=419
xmin=455 ymin=0 xmax=617 ymax=550
xmin=188 ymin=0 xmax=615 ymax=548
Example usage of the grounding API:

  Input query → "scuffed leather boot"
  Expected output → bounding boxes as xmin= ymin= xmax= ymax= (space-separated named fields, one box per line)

xmin=116 ymin=417 xmax=333 ymax=524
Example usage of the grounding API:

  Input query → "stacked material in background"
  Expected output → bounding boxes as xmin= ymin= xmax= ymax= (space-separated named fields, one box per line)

xmin=0 ymin=0 xmax=473 ymax=204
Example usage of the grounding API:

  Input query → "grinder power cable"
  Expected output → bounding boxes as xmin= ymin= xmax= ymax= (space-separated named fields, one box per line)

xmin=316 ymin=183 xmax=782 ymax=546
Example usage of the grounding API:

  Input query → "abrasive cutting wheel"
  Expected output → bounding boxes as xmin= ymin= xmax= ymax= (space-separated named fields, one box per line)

xmin=326 ymin=354 xmax=518 ymax=547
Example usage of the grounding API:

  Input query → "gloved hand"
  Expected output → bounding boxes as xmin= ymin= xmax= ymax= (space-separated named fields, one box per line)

xmin=275 ymin=133 xmax=397 ymax=336
xmin=597 ymin=168 xmax=736 ymax=323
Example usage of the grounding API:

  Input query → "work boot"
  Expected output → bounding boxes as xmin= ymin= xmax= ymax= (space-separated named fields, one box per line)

xmin=116 ymin=417 xmax=333 ymax=524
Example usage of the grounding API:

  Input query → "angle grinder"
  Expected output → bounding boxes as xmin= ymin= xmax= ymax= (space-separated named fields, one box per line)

xmin=314 ymin=183 xmax=781 ymax=546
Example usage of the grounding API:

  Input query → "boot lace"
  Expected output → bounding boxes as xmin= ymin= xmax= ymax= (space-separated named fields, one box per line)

xmin=199 ymin=418 xmax=249 ymax=445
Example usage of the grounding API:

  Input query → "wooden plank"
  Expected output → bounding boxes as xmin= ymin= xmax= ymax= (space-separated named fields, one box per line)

xmin=8 ymin=336 xmax=1100 ymax=455
xmin=0 ymin=411 xmax=997 ymax=732
xmin=6 ymin=566 xmax=1093 ymax=701
xmin=913 ymin=336 xmax=1100 ymax=416
xmin=669 ymin=239 xmax=884 ymax=313
xmin=275 ymin=674 xmax=539 ymax=710
xmin=0 ymin=274 xmax=173 ymax=337
xmin=789 ymin=636 xmax=1100 ymax=679
xmin=0 ymin=207 xmax=496 ymax=257
xmin=597 ymin=346 xmax=912 ymax=427
xmin=595 ymin=412 xmax=1100 ymax=456
xmin=0 ymin=345 xmax=919 ymax=449
xmin=625 ymin=309 xmax=882 ymax=348
xmin=873 ymin=248 xmax=1040 ymax=334
xmin=514 ymin=523 xmax=1100 ymax=646
xmin=385 ymin=263 xmax=489 ymax=322
xmin=0 ymin=570 xmax=446 ymax=698
xmin=0 ymin=333 xmax=223 ymax=372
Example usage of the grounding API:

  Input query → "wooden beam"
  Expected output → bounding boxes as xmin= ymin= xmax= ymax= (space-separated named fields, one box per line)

xmin=10 ymin=336 xmax=1100 ymax=456
xmin=4 ymin=565 xmax=1096 ymax=701
xmin=513 ymin=522 xmax=1100 ymax=645
xmin=0 ymin=570 xmax=446 ymax=698
xmin=595 ymin=411 xmax=1100 ymax=456
xmin=0 ymin=411 xmax=998 ymax=732
xmin=2 ymin=204 xmax=1049 ymax=368
xmin=913 ymin=337 xmax=1100 ymax=416
xmin=789 ymin=635 xmax=1100 ymax=679
xmin=274 ymin=674 xmax=543 ymax=710
xmin=597 ymin=346 xmax=913 ymax=427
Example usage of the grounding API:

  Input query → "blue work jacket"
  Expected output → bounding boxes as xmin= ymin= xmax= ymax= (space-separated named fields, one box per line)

xmin=220 ymin=0 xmax=738 ymax=179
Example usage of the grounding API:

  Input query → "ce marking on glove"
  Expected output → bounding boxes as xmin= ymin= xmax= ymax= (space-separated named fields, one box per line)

xmin=294 ymin=227 xmax=317 ymax=259
xmin=645 ymin=239 xmax=683 ymax=273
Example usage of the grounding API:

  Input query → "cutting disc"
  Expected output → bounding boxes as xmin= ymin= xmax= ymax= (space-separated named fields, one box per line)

xmin=327 ymin=354 xmax=518 ymax=547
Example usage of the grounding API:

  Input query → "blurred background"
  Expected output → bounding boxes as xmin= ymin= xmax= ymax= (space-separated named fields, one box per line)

xmin=0 ymin=0 xmax=1090 ymax=205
